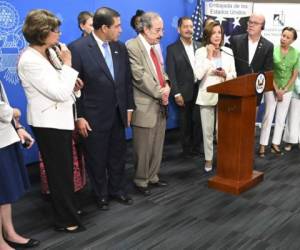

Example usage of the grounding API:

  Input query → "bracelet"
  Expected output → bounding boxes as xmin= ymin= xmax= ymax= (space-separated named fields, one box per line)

xmin=16 ymin=126 xmax=25 ymax=131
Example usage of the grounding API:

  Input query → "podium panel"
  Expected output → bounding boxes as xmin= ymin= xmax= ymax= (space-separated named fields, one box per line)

xmin=206 ymin=72 xmax=273 ymax=195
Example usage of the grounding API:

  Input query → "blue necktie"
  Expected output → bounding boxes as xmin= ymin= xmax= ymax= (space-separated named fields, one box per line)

xmin=102 ymin=42 xmax=115 ymax=80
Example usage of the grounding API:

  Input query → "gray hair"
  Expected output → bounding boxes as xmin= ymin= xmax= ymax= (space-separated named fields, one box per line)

xmin=136 ymin=12 xmax=161 ymax=33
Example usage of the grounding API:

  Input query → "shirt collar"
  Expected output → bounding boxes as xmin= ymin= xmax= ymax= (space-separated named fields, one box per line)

xmin=138 ymin=33 xmax=153 ymax=53
xmin=92 ymin=32 xmax=107 ymax=47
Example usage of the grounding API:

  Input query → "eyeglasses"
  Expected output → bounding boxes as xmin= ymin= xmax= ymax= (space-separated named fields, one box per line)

xmin=150 ymin=28 xmax=164 ymax=35
xmin=247 ymin=20 xmax=263 ymax=26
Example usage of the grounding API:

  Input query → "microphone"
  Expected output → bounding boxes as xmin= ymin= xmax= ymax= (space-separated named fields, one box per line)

xmin=219 ymin=47 xmax=254 ymax=74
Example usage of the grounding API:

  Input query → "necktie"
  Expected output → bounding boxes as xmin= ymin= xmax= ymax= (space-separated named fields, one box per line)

xmin=150 ymin=47 xmax=165 ymax=87
xmin=102 ymin=42 xmax=115 ymax=79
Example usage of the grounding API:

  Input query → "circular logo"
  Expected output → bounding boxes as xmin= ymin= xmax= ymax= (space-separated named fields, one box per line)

xmin=255 ymin=73 xmax=265 ymax=94
xmin=0 ymin=1 xmax=19 ymax=34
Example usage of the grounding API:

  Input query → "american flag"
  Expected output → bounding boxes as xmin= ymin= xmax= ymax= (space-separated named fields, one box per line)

xmin=204 ymin=15 xmax=249 ymax=47
xmin=191 ymin=0 xmax=204 ymax=41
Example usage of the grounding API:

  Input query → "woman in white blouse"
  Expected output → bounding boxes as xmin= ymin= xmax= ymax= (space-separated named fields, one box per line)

xmin=194 ymin=21 xmax=236 ymax=172
xmin=0 ymin=80 xmax=39 ymax=249
xmin=18 ymin=10 xmax=84 ymax=233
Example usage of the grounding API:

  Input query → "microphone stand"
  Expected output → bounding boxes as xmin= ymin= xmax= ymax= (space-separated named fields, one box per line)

xmin=219 ymin=48 xmax=254 ymax=74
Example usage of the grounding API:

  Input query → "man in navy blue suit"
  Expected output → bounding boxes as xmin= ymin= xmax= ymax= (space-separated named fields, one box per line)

xmin=69 ymin=7 xmax=135 ymax=210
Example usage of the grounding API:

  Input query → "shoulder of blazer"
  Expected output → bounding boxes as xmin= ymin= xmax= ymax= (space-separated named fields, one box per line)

xmin=231 ymin=33 xmax=247 ymax=44
xmin=126 ymin=36 xmax=141 ymax=50
xmin=166 ymin=40 xmax=179 ymax=53
xmin=260 ymin=36 xmax=273 ymax=49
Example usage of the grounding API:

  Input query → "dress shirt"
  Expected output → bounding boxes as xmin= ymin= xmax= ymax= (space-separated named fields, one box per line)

xmin=93 ymin=32 xmax=133 ymax=112
xmin=248 ymin=38 xmax=259 ymax=64
xmin=138 ymin=34 xmax=158 ymax=74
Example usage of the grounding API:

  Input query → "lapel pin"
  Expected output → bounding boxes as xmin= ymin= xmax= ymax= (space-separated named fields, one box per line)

xmin=114 ymin=51 xmax=118 ymax=54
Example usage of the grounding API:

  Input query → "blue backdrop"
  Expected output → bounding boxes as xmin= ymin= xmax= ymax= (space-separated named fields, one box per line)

xmin=0 ymin=0 xmax=198 ymax=164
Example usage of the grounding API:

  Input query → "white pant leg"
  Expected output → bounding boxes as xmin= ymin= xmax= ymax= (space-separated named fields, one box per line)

xmin=283 ymin=97 xmax=300 ymax=144
xmin=259 ymin=91 xmax=277 ymax=146
xmin=272 ymin=91 xmax=292 ymax=145
xmin=200 ymin=106 xmax=215 ymax=161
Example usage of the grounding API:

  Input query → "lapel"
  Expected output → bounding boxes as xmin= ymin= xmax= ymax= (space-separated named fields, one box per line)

xmin=0 ymin=81 xmax=8 ymax=103
xmin=136 ymin=36 xmax=158 ymax=81
xmin=193 ymin=40 xmax=200 ymax=53
xmin=87 ymin=34 xmax=114 ymax=82
xmin=242 ymin=34 xmax=249 ymax=63
xmin=177 ymin=39 xmax=192 ymax=69
xmin=251 ymin=36 xmax=264 ymax=65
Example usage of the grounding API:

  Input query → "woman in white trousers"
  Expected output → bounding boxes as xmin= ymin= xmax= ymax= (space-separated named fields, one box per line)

xmin=259 ymin=27 xmax=300 ymax=157
xmin=283 ymin=75 xmax=300 ymax=151
xmin=194 ymin=21 xmax=236 ymax=172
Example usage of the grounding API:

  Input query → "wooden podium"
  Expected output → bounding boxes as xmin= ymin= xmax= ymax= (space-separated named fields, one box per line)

xmin=207 ymin=71 xmax=273 ymax=195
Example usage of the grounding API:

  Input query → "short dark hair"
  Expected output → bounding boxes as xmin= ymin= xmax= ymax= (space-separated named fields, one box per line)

xmin=77 ymin=11 xmax=93 ymax=31
xmin=130 ymin=9 xmax=145 ymax=31
xmin=93 ymin=7 xmax=120 ymax=30
xmin=282 ymin=26 xmax=298 ymax=40
xmin=202 ymin=21 xmax=224 ymax=46
xmin=177 ymin=16 xmax=192 ymax=28
xmin=22 ymin=9 xmax=61 ymax=46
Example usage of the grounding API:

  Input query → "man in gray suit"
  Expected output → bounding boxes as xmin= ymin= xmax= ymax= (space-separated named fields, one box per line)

xmin=126 ymin=12 xmax=170 ymax=196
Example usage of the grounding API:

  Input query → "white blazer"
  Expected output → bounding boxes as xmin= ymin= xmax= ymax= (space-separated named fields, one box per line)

xmin=194 ymin=46 xmax=236 ymax=106
xmin=0 ymin=81 xmax=20 ymax=148
xmin=18 ymin=47 xmax=78 ymax=130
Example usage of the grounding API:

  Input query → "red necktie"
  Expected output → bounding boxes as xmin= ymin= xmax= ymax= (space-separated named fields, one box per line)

xmin=150 ymin=47 xmax=165 ymax=87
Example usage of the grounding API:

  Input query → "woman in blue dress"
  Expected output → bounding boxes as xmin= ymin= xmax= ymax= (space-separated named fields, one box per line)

xmin=0 ymin=81 xmax=40 ymax=249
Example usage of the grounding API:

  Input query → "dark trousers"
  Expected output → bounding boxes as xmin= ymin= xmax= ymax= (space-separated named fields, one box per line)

xmin=31 ymin=127 xmax=81 ymax=228
xmin=83 ymin=109 xmax=126 ymax=199
xmin=178 ymin=86 xmax=202 ymax=154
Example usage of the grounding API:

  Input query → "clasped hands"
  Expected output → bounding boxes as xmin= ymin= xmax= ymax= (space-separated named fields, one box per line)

xmin=160 ymin=84 xmax=170 ymax=106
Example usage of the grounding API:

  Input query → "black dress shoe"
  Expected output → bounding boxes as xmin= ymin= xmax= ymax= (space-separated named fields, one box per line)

xmin=5 ymin=238 xmax=40 ymax=248
xmin=110 ymin=194 xmax=133 ymax=205
xmin=54 ymin=225 xmax=86 ymax=233
xmin=149 ymin=180 xmax=168 ymax=187
xmin=97 ymin=197 xmax=109 ymax=211
xmin=134 ymin=185 xmax=151 ymax=196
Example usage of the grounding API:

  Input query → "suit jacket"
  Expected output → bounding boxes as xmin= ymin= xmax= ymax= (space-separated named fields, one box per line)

xmin=69 ymin=34 xmax=134 ymax=131
xmin=166 ymin=39 xmax=200 ymax=102
xmin=194 ymin=46 xmax=236 ymax=106
xmin=230 ymin=33 xmax=273 ymax=76
xmin=18 ymin=47 xmax=78 ymax=130
xmin=0 ymin=81 xmax=20 ymax=148
xmin=126 ymin=36 xmax=169 ymax=128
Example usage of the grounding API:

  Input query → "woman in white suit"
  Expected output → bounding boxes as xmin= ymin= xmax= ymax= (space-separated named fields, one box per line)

xmin=194 ymin=21 xmax=236 ymax=172
xmin=0 ymin=81 xmax=40 ymax=249
xmin=283 ymin=71 xmax=300 ymax=151
xmin=18 ymin=10 xmax=84 ymax=233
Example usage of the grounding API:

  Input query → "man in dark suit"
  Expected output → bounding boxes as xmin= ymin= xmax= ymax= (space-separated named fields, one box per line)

xmin=230 ymin=13 xmax=273 ymax=107
xmin=69 ymin=7 xmax=135 ymax=210
xmin=166 ymin=17 xmax=202 ymax=158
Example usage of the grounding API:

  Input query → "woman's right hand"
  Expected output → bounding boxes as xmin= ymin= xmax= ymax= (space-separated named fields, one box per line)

xmin=17 ymin=128 xmax=35 ymax=149
xmin=57 ymin=43 xmax=72 ymax=66
xmin=206 ymin=44 xmax=215 ymax=59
